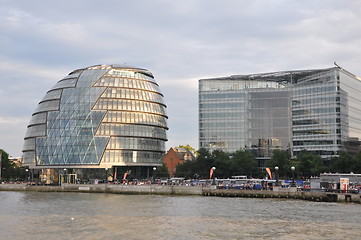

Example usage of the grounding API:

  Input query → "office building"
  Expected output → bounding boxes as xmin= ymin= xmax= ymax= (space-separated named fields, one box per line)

xmin=22 ymin=64 xmax=168 ymax=181
xmin=199 ymin=65 xmax=361 ymax=165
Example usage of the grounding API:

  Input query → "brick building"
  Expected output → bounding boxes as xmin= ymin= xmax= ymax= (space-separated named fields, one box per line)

xmin=163 ymin=148 xmax=196 ymax=177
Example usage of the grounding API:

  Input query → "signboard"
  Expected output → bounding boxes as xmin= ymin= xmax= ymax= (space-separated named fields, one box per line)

xmin=340 ymin=178 xmax=349 ymax=192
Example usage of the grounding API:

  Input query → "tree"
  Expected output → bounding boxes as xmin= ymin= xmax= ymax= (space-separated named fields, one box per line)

xmin=155 ymin=163 xmax=170 ymax=178
xmin=296 ymin=150 xmax=324 ymax=178
xmin=177 ymin=144 xmax=197 ymax=156
xmin=267 ymin=149 xmax=291 ymax=178
xmin=0 ymin=149 xmax=26 ymax=181
xmin=330 ymin=151 xmax=354 ymax=173
xmin=174 ymin=159 xmax=196 ymax=178
xmin=353 ymin=151 xmax=361 ymax=173
xmin=194 ymin=148 xmax=214 ymax=178
xmin=230 ymin=150 xmax=258 ymax=178
xmin=212 ymin=150 xmax=230 ymax=178
xmin=174 ymin=148 xmax=222 ymax=179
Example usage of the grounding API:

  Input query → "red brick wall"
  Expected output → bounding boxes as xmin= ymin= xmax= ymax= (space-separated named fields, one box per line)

xmin=162 ymin=148 xmax=184 ymax=177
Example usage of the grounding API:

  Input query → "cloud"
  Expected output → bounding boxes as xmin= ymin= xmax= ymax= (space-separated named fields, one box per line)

xmin=0 ymin=59 xmax=69 ymax=115
xmin=0 ymin=117 xmax=27 ymax=125
xmin=0 ymin=59 xmax=66 ymax=80
xmin=1 ymin=0 xmax=361 ymax=156
xmin=0 ymin=117 xmax=29 ymax=157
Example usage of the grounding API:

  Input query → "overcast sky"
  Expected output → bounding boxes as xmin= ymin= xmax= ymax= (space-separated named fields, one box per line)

xmin=1 ymin=0 xmax=361 ymax=157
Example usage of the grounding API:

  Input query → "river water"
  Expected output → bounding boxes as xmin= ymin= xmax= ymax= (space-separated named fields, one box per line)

xmin=0 ymin=191 xmax=360 ymax=240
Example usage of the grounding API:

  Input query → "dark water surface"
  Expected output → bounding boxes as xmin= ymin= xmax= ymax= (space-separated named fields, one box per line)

xmin=0 ymin=191 xmax=360 ymax=239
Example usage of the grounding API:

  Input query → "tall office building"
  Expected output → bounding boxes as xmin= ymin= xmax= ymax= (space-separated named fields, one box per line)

xmin=199 ymin=65 xmax=361 ymax=165
xmin=23 ymin=64 xmax=168 ymax=181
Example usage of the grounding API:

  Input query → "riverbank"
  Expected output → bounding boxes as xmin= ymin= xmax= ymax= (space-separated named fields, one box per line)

xmin=0 ymin=183 xmax=360 ymax=203
xmin=203 ymin=188 xmax=361 ymax=203
xmin=0 ymin=183 xmax=204 ymax=195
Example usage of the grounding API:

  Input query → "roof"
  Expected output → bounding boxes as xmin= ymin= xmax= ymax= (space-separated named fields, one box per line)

xmin=171 ymin=147 xmax=196 ymax=161
xmin=69 ymin=64 xmax=154 ymax=78
xmin=200 ymin=67 xmax=338 ymax=84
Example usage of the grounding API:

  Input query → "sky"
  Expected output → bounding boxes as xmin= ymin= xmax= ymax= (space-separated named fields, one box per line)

xmin=1 ymin=0 xmax=361 ymax=157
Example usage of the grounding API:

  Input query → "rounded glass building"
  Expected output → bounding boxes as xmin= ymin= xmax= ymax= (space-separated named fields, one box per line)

xmin=22 ymin=64 xmax=168 ymax=182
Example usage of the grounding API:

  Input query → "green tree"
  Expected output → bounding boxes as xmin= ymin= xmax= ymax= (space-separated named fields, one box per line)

xmin=296 ymin=150 xmax=324 ymax=178
xmin=330 ymin=151 xmax=354 ymax=173
xmin=212 ymin=150 xmax=230 ymax=178
xmin=194 ymin=148 xmax=214 ymax=178
xmin=155 ymin=163 xmax=170 ymax=178
xmin=230 ymin=150 xmax=258 ymax=178
xmin=174 ymin=158 xmax=197 ymax=178
xmin=267 ymin=149 xmax=291 ymax=178
xmin=353 ymin=151 xmax=361 ymax=173
xmin=177 ymin=144 xmax=197 ymax=156
xmin=0 ymin=149 xmax=26 ymax=181
xmin=175 ymin=148 xmax=220 ymax=179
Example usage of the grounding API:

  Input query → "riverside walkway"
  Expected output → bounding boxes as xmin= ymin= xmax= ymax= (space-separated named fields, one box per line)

xmin=0 ymin=183 xmax=360 ymax=203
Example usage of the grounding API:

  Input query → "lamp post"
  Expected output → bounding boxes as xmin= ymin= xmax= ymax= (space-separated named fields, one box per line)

xmin=105 ymin=168 xmax=108 ymax=183
xmin=30 ymin=169 xmax=34 ymax=183
xmin=25 ymin=169 xmax=29 ymax=183
xmin=63 ymin=168 xmax=67 ymax=184
xmin=153 ymin=167 xmax=157 ymax=182
xmin=290 ymin=166 xmax=296 ymax=187
xmin=275 ymin=166 xmax=279 ymax=187
xmin=25 ymin=168 xmax=34 ymax=183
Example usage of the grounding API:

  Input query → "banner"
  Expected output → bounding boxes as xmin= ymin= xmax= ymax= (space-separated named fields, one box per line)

xmin=265 ymin=167 xmax=272 ymax=180
xmin=123 ymin=172 xmax=128 ymax=180
xmin=210 ymin=168 xmax=214 ymax=179
xmin=340 ymin=178 xmax=349 ymax=191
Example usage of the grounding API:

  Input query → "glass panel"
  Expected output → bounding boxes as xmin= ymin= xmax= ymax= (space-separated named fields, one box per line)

xmin=101 ymin=150 xmax=163 ymax=164
xmin=106 ymin=137 xmax=165 ymax=151
xmin=41 ymin=89 xmax=62 ymax=101
xmin=29 ymin=112 xmax=47 ymax=125
xmin=22 ymin=138 xmax=36 ymax=151
xmin=96 ymin=124 xmax=167 ymax=140
xmin=25 ymin=124 xmax=46 ymax=138
xmin=34 ymin=100 xmax=60 ymax=113
xmin=50 ymin=78 xmax=77 ymax=90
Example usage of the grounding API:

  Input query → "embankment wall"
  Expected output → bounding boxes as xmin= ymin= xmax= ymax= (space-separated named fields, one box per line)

xmin=0 ymin=184 xmax=359 ymax=203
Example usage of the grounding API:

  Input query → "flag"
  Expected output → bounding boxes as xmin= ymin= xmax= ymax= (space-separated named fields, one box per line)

xmin=123 ymin=170 xmax=131 ymax=180
xmin=123 ymin=172 xmax=128 ymax=180
xmin=210 ymin=168 xmax=214 ymax=179
xmin=266 ymin=167 xmax=272 ymax=180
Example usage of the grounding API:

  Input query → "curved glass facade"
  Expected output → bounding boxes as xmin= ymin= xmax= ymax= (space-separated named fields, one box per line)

xmin=22 ymin=64 xmax=168 ymax=168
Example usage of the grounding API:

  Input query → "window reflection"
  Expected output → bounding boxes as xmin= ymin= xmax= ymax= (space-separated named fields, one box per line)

xmin=23 ymin=65 xmax=168 ymax=166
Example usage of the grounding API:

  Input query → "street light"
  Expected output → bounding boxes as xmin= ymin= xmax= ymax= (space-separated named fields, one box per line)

xmin=25 ymin=169 xmax=29 ymax=182
xmin=290 ymin=166 xmax=296 ymax=187
xmin=24 ymin=168 xmax=34 ymax=183
xmin=274 ymin=166 xmax=279 ymax=187
xmin=105 ymin=168 xmax=108 ymax=183
xmin=153 ymin=167 xmax=157 ymax=182
xmin=63 ymin=168 xmax=67 ymax=184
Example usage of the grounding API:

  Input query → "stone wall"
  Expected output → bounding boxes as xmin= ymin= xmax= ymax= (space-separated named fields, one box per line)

xmin=0 ymin=184 xmax=360 ymax=203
